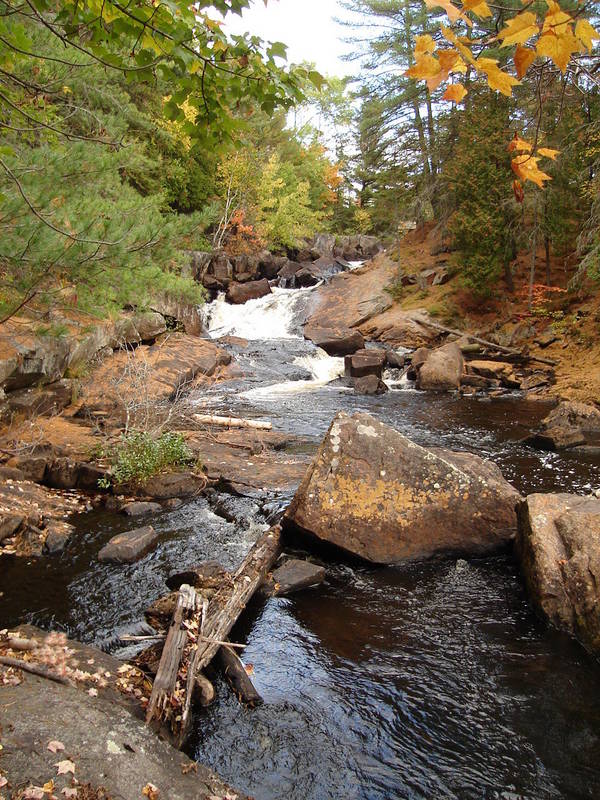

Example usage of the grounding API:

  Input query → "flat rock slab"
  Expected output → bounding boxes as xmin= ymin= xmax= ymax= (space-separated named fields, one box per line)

xmin=283 ymin=411 xmax=521 ymax=564
xmin=516 ymin=493 xmax=600 ymax=653
xmin=121 ymin=501 xmax=163 ymax=516
xmin=270 ymin=559 xmax=326 ymax=596
xmin=140 ymin=472 xmax=203 ymax=500
xmin=0 ymin=672 xmax=244 ymax=800
xmin=303 ymin=325 xmax=365 ymax=356
xmin=98 ymin=525 xmax=159 ymax=563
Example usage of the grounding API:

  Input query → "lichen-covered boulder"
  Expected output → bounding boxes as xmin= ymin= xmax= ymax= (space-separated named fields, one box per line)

xmin=283 ymin=412 xmax=520 ymax=563
xmin=516 ymin=493 xmax=600 ymax=653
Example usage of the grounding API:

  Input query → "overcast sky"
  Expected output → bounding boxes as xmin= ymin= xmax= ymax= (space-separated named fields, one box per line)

xmin=225 ymin=0 xmax=354 ymax=77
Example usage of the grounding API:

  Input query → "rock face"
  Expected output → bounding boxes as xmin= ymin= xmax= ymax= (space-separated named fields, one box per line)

xmin=226 ymin=279 xmax=272 ymax=304
xmin=516 ymin=493 xmax=600 ymax=653
xmin=283 ymin=412 xmax=521 ymax=564
xmin=525 ymin=401 xmax=600 ymax=451
xmin=98 ymin=525 xmax=159 ymax=563
xmin=417 ymin=342 xmax=464 ymax=391
xmin=303 ymin=325 xmax=364 ymax=356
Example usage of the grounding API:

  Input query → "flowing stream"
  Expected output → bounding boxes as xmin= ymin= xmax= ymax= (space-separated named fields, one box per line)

xmin=2 ymin=282 xmax=600 ymax=799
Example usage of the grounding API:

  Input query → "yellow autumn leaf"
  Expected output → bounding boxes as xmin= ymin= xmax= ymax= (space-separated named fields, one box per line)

xmin=542 ymin=1 xmax=573 ymax=37
xmin=536 ymin=29 xmax=579 ymax=73
xmin=498 ymin=12 xmax=539 ymax=47
xmin=508 ymin=135 xmax=532 ymax=153
xmin=514 ymin=45 xmax=536 ymax=78
xmin=438 ymin=49 xmax=466 ymax=72
xmin=424 ymin=0 xmax=469 ymax=25
xmin=443 ymin=83 xmax=468 ymax=102
xmin=405 ymin=54 xmax=442 ymax=81
xmin=575 ymin=19 xmax=600 ymax=52
xmin=441 ymin=24 xmax=477 ymax=65
xmin=461 ymin=0 xmax=492 ymax=19
xmin=476 ymin=57 xmax=521 ymax=96
xmin=538 ymin=147 xmax=560 ymax=159
xmin=511 ymin=154 xmax=552 ymax=188
xmin=415 ymin=34 xmax=437 ymax=55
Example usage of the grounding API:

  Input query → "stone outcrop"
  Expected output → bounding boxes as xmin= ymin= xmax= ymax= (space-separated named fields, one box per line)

xmin=303 ymin=325 xmax=365 ymax=356
xmin=283 ymin=412 xmax=521 ymax=563
xmin=98 ymin=525 xmax=159 ymax=563
xmin=516 ymin=493 xmax=600 ymax=653
xmin=416 ymin=342 xmax=464 ymax=391
xmin=344 ymin=348 xmax=386 ymax=379
xmin=226 ymin=278 xmax=272 ymax=304
xmin=524 ymin=401 xmax=600 ymax=451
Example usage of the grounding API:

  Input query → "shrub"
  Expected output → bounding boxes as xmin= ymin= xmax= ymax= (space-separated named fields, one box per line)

xmin=99 ymin=432 xmax=195 ymax=488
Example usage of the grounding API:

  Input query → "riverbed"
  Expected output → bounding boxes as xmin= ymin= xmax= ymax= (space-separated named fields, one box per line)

xmin=2 ymin=283 xmax=600 ymax=799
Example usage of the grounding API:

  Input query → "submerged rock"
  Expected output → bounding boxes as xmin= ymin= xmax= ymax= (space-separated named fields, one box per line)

xmin=524 ymin=400 xmax=600 ymax=451
xmin=98 ymin=525 xmax=159 ymax=563
xmin=121 ymin=501 xmax=163 ymax=516
xmin=264 ymin=558 xmax=326 ymax=596
xmin=516 ymin=493 xmax=600 ymax=653
xmin=283 ymin=412 xmax=520 ymax=564
xmin=353 ymin=375 xmax=388 ymax=395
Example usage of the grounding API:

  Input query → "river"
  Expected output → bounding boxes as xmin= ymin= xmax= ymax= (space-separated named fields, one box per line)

xmin=2 ymin=281 xmax=600 ymax=799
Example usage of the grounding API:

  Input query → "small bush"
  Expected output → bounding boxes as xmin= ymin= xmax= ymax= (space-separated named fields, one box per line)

xmin=99 ymin=431 xmax=195 ymax=488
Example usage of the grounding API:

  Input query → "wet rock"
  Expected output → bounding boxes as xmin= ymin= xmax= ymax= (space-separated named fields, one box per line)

xmin=265 ymin=559 xmax=326 ymax=596
xmin=0 ymin=513 xmax=24 ymax=542
xmin=417 ymin=342 xmax=464 ymax=391
xmin=121 ymin=501 xmax=163 ymax=516
xmin=525 ymin=401 xmax=600 ymax=451
xmin=45 ymin=458 xmax=81 ymax=490
xmin=43 ymin=525 xmax=71 ymax=554
xmin=145 ymin=590 xmax=179 ymax=629
xmin=166 ymin=561 xmax=231 ymax=592
xmin=77 ymin=463 xmax=108 ymax=491
xmin=226 ymin=279 xmax=271 ymax=305
xmin=353 ymin=375 xmax=388 ymax=395
xmin=516 ymin=493 xmax=600 ymax=653
xmin=141 ymin=471 xmax=203 ymax=500
xmin=385 ymin=350 xmax=405 ymax=369
xmin=332 ymin=234 xmax=383 ymax=260
xmin=283 ymin=411 xmax=520 ymax=564
xmin=461 ymin=374 xmax=495 ymax=389
xmin=98 ymin=525 xmax=159 ymax=563
xmin=344 ymin=348 xmax=386 ymax=379
xmin=304 ymin=325 xmax=365 ymax=356
xmin=294 ymin=267 xmax=321 ymax=287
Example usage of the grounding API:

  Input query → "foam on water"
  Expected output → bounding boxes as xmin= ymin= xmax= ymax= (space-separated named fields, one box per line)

xmin=241 ymin=347 xmax=344 ymax=398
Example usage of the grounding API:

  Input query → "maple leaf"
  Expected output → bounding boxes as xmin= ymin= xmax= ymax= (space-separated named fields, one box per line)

xmin=536 ymin=30 xmax=579 ymax=73
xmin=476 ymin=58 xmax=520 ymax=96
xmin=542 ymin=1 xmax=573 ymax=37
xmin=575 ymin=19 xmax=600 ymax=52
xmin=511 ymin=154 xmax=552 ymax=188
xmin=443 ymin=83 xmax=468 ymax=102
xmin=42 ymin=780 xmax=54 ymax=793
xmin=461 ymin=0 xmax=492 ymax=19
xmin=508 ymin=135 xmax=532 ymax=153
xmin=47 ymin=740 xmax=65 ymax=754
xmin=424 ymin=0 xmax=467 ymax=25
xmin=415 ymin=34 xmax=437 ymax=55
xmin=538 ymin=147 xmax=560 ymax=159
xmin=514 ymin=45 xmax=536 ymax=79
xmin=22 ymin=788 xmax=45 ymax=800
xmin=405 ymin=54 xmax=441 ymax=82
xmin=55 ymin=760 xmax=75 ymax=776
xmin=441 ymin=24 xmax=477 ymax=64
xmin=498 ymin=12 xmax=539 ymax=47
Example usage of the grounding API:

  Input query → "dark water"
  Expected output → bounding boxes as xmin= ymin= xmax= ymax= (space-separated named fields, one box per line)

xmin=2 ymin=309 xmax=600 ymax=799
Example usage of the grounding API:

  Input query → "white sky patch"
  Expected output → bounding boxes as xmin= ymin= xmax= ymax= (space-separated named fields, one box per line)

xmin=225 ymin=0 xmax=354 ymax=77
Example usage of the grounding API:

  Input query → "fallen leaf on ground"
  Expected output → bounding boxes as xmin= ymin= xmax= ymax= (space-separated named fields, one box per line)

xmin=142 ymin=783 xmax=159 ymax=800
xmin=0 ymin=777 xmax=7 ymax=788
xmin=61 ymin=788 xmax=77 ymax=798
xmin=88 ymin=688 xmax=98 ymax=697
xmin=47 ymin=740 xmax=65 ymax=753
xmin=22 ymin=787 xmax=45 ymax=799
xmin=56 ymin=760 xmax=75 ymax=776
xmin=181 ymin=762 xmax=198 ymax=775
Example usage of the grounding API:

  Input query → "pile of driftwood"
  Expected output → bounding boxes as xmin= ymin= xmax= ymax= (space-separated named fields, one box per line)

xmin=138 ymin=526 xmax=325 ymax=747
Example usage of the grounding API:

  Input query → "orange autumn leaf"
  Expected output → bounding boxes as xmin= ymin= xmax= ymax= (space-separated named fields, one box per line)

xmin=443 ymin=83 xmax=468 ymax=102
xmin=405 ymin=54 xmax=442 ymax=81
xmin=497 ymin=11 xmax=539 ymax=47
xmin=441 ymin=25 xmax=477 ymax=65
xmin=514 ymin=44 xmax=536 ymax=78
xmin=511 ymin=154 xmax=552 ymax=188
xmin=508 ymin=134 xmax=532 ymax=153
xmin=512 ymin=179 xmax=525 ymax=203
xmin=414 ymin=34 xmax=437 ymax=55
xmin=424 ymin=0 xmax=469 ymax=25
xmin=536 ymin=29 xmax=580 ymax=73
xmin=538 ymin=147 xmax=560 ymax=159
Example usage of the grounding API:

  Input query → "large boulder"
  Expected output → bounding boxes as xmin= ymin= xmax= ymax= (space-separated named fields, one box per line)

xmin=344 ymin=348 xmax=386 ymax=379
xmin=417 ymin=342 xmax=464 ymax=391
xmin=226 ymin=279 xmax=271 ymax=305
xmin=283 ymin=412 xmax=521 ymax=563
xmin=524 ymin=401 xmax=600 ymax=451
xmin=304 ymin=325 xmax=364 ymax=356
xmin=98 ymin=525 xmax=159 ymax=563
xmin=516 ymin=493 xmax=600 ymax=653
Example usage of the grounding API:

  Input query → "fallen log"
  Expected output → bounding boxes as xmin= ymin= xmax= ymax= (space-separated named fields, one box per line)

xmin=194 ymin=414 xmax=272 ymax=431
xmin=218 ymin=642 xmax=263 ymax=707
xmin=418 ymin=319 xmax=557 ymax=367
xmin=145 ymin=584 xmax=196 ymax=725
xmin=145 ymin=526 xmax=281 ymax=744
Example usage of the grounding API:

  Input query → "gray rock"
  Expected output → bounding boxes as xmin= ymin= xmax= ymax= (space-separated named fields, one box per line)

xmin=525 ymin=401 xmax=600 ymax=451
xmin=0 ymin=513 xmax=24 ymax=543
xmin=283 ymin=411 xmax=520 ymax=564
xmin=43 ymin=525 xmax=72 ymax=554
xmin=121 ymin=501 xmax=163 ymax=516
xmin=98 ymin=525 xmax=159 ymax=563
xmin=269 ymin=559 xmax=326 ymax=596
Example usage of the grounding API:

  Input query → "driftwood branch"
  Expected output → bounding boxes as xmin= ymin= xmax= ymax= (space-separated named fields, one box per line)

xmin=0 ymin=655 xmax=70 ymax=685
xmin=218 ymin=643 xmax=262 ymax=707
xmin=418 ymin=319 xmax=557 ymax=367
xmin=194 ymin=414 xmax=272 ymax=430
